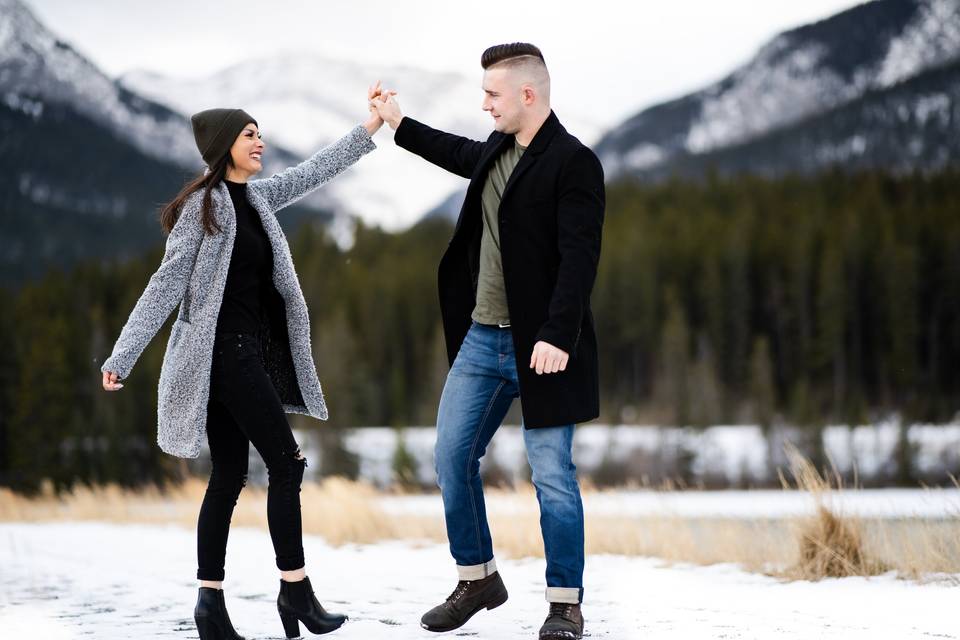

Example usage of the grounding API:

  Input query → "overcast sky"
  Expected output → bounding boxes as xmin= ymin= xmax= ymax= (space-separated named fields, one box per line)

xmin=26 ymin=0 xmax=865 ymax=125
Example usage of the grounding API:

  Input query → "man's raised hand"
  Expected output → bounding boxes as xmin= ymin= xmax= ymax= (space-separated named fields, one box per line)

xmin=370 ymin=91 xmax=404 ymax=130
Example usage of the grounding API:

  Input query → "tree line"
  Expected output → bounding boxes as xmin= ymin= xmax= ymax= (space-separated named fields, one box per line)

xmin=1 ymin=168 xmax=958 ymax=492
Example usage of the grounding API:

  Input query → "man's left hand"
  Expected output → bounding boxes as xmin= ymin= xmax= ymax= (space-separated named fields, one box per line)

xmin=529 ymin=341 xmax=569 ymax=375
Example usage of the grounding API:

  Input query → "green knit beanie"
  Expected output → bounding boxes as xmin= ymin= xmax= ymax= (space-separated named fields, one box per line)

xmin=190 ymin=108 xmax=258 ymax=166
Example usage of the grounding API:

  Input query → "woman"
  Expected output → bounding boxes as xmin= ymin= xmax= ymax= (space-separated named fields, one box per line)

xmin=100 ymin=83 xmax=390 ymax=639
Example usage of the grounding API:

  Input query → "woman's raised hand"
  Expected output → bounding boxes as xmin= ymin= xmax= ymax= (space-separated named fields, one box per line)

xmin=363 ymin=80 xmax=397 ymax=136
xmin=369 ymin=90 xmax=403 ymax=131
xmin=368 ymin=80 xmax=384 ymax=103
xmin=102 ymin=370 xmax=123 ymax=391
xmin=363 ymin=81 xmax=391 ymax=136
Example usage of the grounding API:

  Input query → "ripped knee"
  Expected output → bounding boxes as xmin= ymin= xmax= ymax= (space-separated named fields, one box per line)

xmin=292 ymin=447 xmax=307 ymax=467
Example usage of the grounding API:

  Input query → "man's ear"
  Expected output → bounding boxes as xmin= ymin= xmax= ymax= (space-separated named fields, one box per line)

xmin=522 ymin=85 xmax=536 ymax=105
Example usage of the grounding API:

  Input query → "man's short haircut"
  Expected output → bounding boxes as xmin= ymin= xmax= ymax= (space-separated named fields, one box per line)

xmin=481 ymin=43 xmax=547 ymax=70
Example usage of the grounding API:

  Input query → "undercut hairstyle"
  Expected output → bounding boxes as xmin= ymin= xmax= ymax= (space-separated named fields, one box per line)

xmin=481 ymin=42 xmax=547 ymax=70
xmin=481 ymin=42 xmax=551 ymax=101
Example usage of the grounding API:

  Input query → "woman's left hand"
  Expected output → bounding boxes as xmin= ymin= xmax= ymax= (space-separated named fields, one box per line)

xmin=363 ymin=81 xmax=384 ymax=135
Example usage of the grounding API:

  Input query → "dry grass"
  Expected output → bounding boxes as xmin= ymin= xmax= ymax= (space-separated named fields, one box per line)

xmin=776 ymin=445 xmax=889 ymax=580
xmin=0 ymin=477 xmax=421 ymax=545
xmin=1 ymin=469 xmax=958 ymax=583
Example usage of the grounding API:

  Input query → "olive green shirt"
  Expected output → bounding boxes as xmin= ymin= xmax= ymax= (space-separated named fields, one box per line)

xmin=472 ymin=139 xmax=527 ymax=325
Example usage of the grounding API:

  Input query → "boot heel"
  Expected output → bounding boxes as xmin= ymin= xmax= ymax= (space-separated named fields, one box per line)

xmin=279 ymin=610 xmax=301 ymax=638
xmin=195 ymin=615 xmax=223 ymax=640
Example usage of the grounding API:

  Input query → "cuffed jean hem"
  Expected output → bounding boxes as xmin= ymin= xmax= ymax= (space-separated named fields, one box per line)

xmin=545 ymin=586 xmax=583 ymax=604
xmin=457 ymin=558 xmax=498 ymax=580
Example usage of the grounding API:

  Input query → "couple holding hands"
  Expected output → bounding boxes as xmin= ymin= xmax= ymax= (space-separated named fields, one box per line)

xmin=100 ymin=42 xmax=604 ymax=640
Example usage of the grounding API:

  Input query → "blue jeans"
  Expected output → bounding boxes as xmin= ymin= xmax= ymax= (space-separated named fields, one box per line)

xmin=434 ymin=322 xmax=584 ymax=604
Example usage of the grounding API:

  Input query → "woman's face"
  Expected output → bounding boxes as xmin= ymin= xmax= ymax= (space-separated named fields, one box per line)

xmin=228 ymin=123 xmax=265 ymax=177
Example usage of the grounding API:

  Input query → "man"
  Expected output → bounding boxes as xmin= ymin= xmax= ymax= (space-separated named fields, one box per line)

xmin=371 ymin=42 xmax=604 ymax=640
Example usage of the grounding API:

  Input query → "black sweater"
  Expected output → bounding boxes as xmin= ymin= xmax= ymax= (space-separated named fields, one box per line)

xmin=215 ymin=179 xmax=273 ymax=334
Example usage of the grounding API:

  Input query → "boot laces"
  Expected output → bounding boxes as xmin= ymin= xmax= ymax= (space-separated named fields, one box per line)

xmin=445 ymin=580 xmax=471 ymax=605
xmin=549 ymin=602 xmax=575 ymax=621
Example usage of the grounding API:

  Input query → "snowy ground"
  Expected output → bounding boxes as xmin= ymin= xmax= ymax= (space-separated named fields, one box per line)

xmin=0 ymin=522 xmax=956 ymax=639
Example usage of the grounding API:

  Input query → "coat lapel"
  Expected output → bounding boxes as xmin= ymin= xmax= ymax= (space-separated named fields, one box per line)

xmin=246 ymin=187 xmax=275 ymax=241
xmin=449 ymin=133 xmax=513 ymax=239
xmin=246 ymin=186 xmax=292 ymax=294
xmin=211 ymin=181 xmax=234 ymax=227
xmin=475 ymin=132 xmax=515 ymax=179
xmin=500 ymin=110 xmax=562 ymax=204
xmin=453 ymin=111 xmax=563 ymax=239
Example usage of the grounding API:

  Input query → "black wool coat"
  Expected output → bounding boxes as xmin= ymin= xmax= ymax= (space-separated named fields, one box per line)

xmin=395 ymin=110 xmax=605 ymax=428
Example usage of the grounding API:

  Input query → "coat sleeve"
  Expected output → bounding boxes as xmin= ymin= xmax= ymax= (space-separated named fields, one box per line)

xmin=534 ymin=146 xmax=605 ymax=355
xmin=251 ymin=124 xmax=376 ymax=213
xmin=100 ymin=198 xmax=205 ymax=380
xmin=394 ymin=117 xmax=486 ymax=179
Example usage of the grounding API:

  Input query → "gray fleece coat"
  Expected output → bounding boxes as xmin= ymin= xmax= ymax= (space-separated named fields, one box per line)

xmin=101 ymin=125 xmax=376 ymax=458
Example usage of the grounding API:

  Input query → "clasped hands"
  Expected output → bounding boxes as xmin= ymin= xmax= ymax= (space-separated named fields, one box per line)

xmin=365 ymin=80 xmax=403 ymax=131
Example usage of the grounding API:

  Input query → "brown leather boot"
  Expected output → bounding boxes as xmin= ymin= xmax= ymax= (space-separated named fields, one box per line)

xmin=539 ymin=602 xmax=584 ymax=639
xmin=420 ymin=571 xmax=509 ymax=632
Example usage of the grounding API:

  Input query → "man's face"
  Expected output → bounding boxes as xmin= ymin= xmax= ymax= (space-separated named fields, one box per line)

xmin=481 ymin=67 xmax=523 ymax=134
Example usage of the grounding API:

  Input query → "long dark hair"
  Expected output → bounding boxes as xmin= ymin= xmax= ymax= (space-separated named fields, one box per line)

xmin=159 ymin=153 xmax=233 ymax=235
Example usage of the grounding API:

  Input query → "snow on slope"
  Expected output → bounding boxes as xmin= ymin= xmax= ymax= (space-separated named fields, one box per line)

xmin=687 ymin=0 xmax=960 ymax=155
xmin=0 ymin=0 xmax=197 ymax=166
xmin=600 ymin=0 xmax=960 ymax=177
xmin=877 ymin=0 xmax=960 ymax=85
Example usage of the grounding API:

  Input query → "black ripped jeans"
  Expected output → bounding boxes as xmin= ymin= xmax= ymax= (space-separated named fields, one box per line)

xmin=196 ymin=330 xmax=307 ymax=581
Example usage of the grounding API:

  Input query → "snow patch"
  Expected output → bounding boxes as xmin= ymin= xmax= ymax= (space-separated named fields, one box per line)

xmin=876 ymin=0 xmax=960 ymax=87
xmin=0 ymin=0 xmax=197 ymax=166
xmin=686 ymin=38 xmax=860 ymax=153
xmin=623 ymin=143 xmax=666 ymax=170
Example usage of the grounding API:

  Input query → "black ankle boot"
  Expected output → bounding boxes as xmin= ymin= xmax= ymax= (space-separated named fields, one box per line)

xmin=277 ymin=576 xmax=347 ymax=637
xmin=420 ymin=571 xmax=509 ymax=632
xmin=539 ymin=602 xmax=584 ymax=640
xmin=194 ymin=587 xmax=245 ymax=640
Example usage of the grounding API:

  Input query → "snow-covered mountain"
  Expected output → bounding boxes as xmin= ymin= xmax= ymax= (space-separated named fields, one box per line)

xmin=0 ymin=0 xmax=335 ymax=284
xmin=0 ymin=0 xmax=307 ymax=175
xmin=597 ymin=0 xmax=960 ymax=179
xmin=119 ymin=56 xmax=603 ymax=230
xmin=630 ymin=57 xmax=960 ymax=181
xmin=2 ymin=0 xmax=604 ymax=232
xmin=0 ymin=0 xmax=199 ymax=166
xmin=0 ymin=0 xmax=193 ymax=283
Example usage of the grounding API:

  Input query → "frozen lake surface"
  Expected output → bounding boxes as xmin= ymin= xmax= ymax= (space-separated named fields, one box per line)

xmin=378 ymin=487 xmax=960 ymax=520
